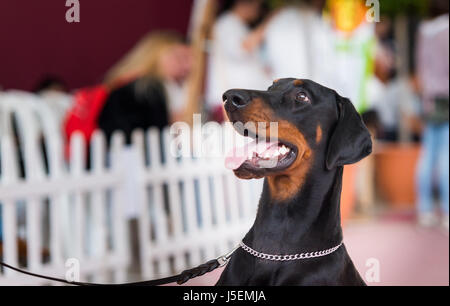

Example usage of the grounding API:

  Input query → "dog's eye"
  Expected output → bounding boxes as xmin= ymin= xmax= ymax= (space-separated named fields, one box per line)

xmin=296 ymin=92 xmax=310 ymax=103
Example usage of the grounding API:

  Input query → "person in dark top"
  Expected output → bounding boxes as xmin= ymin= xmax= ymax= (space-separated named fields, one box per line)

xmin=97 ymin=32 xmax=193 ymax=270
xmin=102 ymin=31 xmax=193 ymax=129
xmin=98 ymin=77 xmax=169 ymax=145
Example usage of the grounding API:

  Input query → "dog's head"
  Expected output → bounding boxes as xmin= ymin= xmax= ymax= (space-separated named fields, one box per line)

xmin=223 ymin=78 xmax=372 ymax=201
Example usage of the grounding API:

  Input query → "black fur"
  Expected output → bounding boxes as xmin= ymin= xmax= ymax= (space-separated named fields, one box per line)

xmin=216 ymin=79 xmax=371 ymax=286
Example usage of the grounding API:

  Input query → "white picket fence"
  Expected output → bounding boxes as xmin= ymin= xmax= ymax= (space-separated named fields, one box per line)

xmin=0 ymin=92 xmax=261 ymax=285
xmin=133 ymin=128 xmax=261 ymax=279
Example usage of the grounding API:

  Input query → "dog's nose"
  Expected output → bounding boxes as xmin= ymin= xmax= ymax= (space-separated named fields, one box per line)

xmin=223 ymin=90 xmax=251 ymax=112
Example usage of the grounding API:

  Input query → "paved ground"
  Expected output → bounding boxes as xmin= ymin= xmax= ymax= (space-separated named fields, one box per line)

xmin=169 ymin=211 xmax=449 ymax=286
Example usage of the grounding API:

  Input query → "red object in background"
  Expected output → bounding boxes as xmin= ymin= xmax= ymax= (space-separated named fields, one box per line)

xmin=210 ymin=105 xmax=226 ymax=123
xmin=0 ymin=0 xmax=193 ymax=91
xmin=375 ymin=144 xmax=421 ymax=207
xmin=63 ymin=85 xmax=109 ymax=159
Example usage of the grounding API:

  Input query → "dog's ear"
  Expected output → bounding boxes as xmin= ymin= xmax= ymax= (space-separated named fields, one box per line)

xmin=325 ymin=94 xmax=372 ymax=170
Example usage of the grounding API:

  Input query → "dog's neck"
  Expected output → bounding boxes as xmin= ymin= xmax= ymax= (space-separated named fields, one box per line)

xmin=245 ymin=166 xmax=344 ymax=254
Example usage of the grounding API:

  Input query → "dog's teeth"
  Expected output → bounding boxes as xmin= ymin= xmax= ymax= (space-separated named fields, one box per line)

xmin=274 ymin=151 xmax=280 ymax=157
xmin=280 ymin=147 xmax=287 ymax=154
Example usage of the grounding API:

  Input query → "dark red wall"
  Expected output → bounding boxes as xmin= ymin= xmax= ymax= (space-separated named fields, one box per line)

xmin=0 ymin=0 xmax=193 ymax=91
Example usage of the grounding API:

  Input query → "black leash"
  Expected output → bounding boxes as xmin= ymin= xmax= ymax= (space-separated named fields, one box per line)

xmin=0 ymin=246 xmax=239 ymax=286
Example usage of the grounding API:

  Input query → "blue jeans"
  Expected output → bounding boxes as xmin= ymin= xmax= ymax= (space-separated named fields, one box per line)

xmin=416 ymin=123 xmax=449 ymax=214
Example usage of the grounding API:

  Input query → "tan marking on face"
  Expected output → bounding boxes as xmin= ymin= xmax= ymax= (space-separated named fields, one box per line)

xmin=273 ymin=79 xmax=280 ymax=83
xmin=266 ymin=119 xmax=312 ymax=202
xmin=293 ymin=79 xmax=303 ymax=86
xmin=316 ymin=125 xmax=322 ymax=143
xmin=239 ymin=98 xmax=273 ymax=124
xmin=236 ymin=98 xmax=313 ymax=202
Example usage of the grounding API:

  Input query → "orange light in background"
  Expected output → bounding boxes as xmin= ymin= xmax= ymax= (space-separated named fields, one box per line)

xmin=328 ymin=0 xmax=367 ymax=34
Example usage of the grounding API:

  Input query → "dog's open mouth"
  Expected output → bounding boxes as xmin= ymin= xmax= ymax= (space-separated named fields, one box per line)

xmin=225 ymin=131 xmax=298 ymax=175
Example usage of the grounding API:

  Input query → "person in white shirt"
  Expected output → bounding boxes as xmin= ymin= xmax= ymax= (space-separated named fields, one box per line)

xmin=206 ymin=0 xmax=272 ymax=121
xmin=264 ymin=2 xmax=331 ymax=83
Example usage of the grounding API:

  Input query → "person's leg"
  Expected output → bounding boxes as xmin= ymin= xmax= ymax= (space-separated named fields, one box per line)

xmin=436 ymin=123 xmax=449 ymax=230
xmin=416 ymin=124 xmax=439 ymax=226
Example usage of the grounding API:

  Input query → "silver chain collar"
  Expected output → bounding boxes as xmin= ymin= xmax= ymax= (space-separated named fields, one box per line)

xmin=239 ymin=240 xmax=343 ymax=261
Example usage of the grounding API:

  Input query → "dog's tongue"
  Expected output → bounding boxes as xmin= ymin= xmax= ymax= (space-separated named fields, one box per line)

xmin=225 ymin=139 xmax=278 ymax=170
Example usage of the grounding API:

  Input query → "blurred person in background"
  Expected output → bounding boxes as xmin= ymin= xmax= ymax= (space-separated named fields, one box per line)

xmin=63 ymin=32 xmax=192 ymax=162
xmin=415 ymin=0 xmax=449 ymax=231
xmin=206 ymin=0 xmax=272 ymax=122
xmin=96 ymin=32 xmax=193 ymax=268
xmin=368 ymin=17 xmax=397 ymax=141
xmin=323 ymin=0 xmax=376 ymax=113
xmin=264 ymin=0 xmax=330 ymax=81
xmin=263 ymin=0 xmax=376 ymax=113
xmin=102 ymin=31 xmax=193 ymax=134
xmin=323 ymin=0 xmax=377 ymax=215
xmin=367 ymin=17 xmax=421 ymax=142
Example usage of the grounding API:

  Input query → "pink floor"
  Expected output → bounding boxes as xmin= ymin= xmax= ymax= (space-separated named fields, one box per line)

xmin=169 ymin=213 xmax=449 ymax=286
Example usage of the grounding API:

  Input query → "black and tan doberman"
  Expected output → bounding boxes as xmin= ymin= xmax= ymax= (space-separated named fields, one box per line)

xmin=218 ymin=78 xmax=372 ymax=286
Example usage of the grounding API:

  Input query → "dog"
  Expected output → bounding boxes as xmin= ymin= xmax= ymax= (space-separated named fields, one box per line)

xmin=216 ymin=78 xmax=372 ymax=286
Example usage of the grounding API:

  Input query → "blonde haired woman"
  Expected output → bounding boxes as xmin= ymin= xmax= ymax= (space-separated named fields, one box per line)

xmin=104 ymin=31 xmax=192 ymax=92
xmin=98 ymin=32 xmax=192 ymax=222
xmin=98 ymin=31 xmax=192 ymax=145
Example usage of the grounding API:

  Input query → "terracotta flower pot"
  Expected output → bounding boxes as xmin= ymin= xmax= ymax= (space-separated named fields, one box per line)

xmin=374 ymin=143 xmax=421 ymax=208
